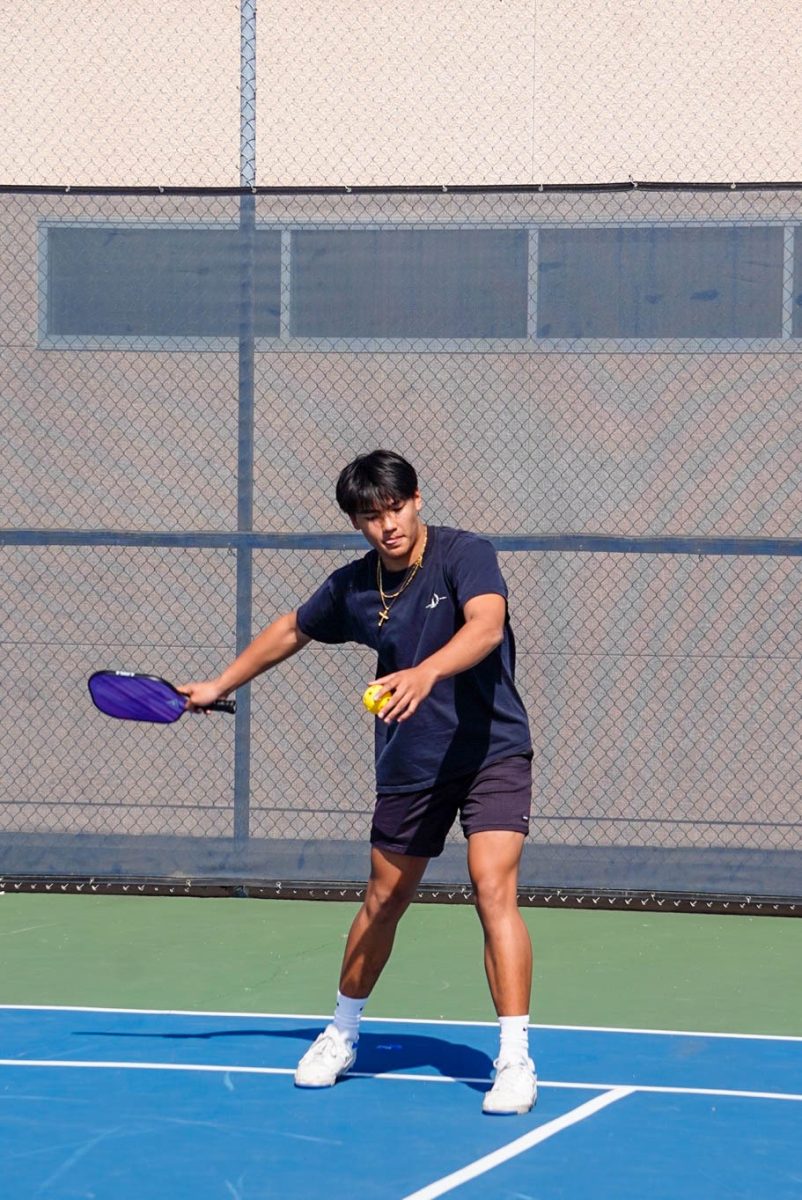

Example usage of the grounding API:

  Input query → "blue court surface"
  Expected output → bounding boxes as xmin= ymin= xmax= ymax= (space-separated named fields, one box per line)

xmin=1 ymin=1005 xmax=800 ymax=1199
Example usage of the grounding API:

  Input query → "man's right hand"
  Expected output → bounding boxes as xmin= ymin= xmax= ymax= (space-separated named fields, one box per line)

xmin=176 ymin=679 xmax=230 ymax=711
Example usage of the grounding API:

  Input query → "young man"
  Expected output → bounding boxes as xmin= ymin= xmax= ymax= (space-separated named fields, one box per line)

xmin=180 ymin=450 xmax=536 ymax=1115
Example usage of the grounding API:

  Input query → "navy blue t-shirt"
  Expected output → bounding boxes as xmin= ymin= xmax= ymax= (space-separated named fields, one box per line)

xmin=296 ymin=526 xmax=531 ymax=792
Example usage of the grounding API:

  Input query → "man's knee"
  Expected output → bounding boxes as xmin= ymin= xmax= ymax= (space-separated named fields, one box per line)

xmin=471 ymin=870 xmax=519 ymax=925
xmin=363 ymin=847 xmax=427 ymax=925
xmin=468 ymin=831 xmax=524 ymax=920
xmin=364 ymin=876 xmax=417 ymax=924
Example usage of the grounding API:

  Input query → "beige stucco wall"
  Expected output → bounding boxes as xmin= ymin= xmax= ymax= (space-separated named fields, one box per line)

xmin=1 ymin=0 xmax=799 ymax=186
xmin=0 ymin=0 xmax=241 ymax=187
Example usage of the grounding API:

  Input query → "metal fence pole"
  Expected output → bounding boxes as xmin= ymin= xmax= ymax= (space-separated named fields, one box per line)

xmin=234 ymin=0 xmax=257 ymax=840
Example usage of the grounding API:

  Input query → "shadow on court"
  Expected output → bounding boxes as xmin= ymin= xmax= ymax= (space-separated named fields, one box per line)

xmin=77 ymin=1025 xmax=494 ymax=1092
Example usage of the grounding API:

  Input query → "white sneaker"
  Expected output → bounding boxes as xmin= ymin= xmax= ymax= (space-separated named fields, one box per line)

xmin=294 ymin=1026 xmax=357 ymax=1088
xmin=482 ymin=1057 xmax=537 ymax=1115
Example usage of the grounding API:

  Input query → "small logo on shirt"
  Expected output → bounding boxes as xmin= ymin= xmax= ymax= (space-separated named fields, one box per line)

xmin=425 ymin=593 xmax=447 ymax=610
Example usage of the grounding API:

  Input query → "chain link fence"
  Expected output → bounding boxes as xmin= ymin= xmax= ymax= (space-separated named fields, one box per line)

xmin=2 ymin=185 xmax=801 ymax=901
xmin=2 ymin=2 xmax=799 ymax=187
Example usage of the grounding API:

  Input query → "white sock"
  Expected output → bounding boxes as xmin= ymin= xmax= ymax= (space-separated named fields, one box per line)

xmin=498 ymin=1015 xmax=530 ymax=1064
xmin=331 ymin=990 xmax=367 ymax=1044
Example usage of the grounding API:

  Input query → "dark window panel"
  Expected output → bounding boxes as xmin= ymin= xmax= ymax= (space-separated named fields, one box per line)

xmin=291 ymin=228 xmax=529 ymax=338
xmin=537 ymin=226 xmax=784 ymax=339
xmin=47 ymin=227 xmax=281 ymax=337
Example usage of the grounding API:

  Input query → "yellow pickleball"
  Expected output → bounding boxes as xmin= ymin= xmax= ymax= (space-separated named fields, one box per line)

xmin=362 ymin=684 xmax=392 ymax=715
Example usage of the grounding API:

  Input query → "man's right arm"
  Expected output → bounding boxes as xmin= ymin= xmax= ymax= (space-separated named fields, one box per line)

xmin=178 ymin=611 xmax=311 ymax=710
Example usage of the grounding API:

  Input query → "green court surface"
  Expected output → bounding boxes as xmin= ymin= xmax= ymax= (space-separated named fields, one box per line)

xmin=1 ymin=893 xmax=801 ymax=1036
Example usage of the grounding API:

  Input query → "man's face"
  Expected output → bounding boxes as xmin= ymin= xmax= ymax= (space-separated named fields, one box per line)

xmin=350 ymin=491 xmax=424 ymax=567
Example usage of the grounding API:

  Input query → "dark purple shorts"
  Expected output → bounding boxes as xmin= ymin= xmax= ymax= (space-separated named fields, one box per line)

xmin=370 ymin=753 xmax=533 ymax=858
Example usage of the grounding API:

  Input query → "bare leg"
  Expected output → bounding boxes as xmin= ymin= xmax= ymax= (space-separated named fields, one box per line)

xmin=339 ymin=846 xmax=429 ymax=998
xmin=294 ymin=847 xmax=429 ymax=1088
xmin=467 ymin=830 xmax=532 ymax=1015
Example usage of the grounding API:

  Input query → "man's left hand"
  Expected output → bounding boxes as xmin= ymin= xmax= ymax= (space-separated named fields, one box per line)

xmin=368 ymin=664 xmax=438 ymax=724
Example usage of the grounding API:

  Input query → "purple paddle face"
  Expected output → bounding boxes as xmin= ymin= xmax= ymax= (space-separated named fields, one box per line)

xmin=88 ymin=672 xmax=188 ymax=724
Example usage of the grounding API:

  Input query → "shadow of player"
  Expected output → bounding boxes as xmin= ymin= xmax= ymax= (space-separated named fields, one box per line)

xmin=81 ymin=1024 xmax=494 ymax=1093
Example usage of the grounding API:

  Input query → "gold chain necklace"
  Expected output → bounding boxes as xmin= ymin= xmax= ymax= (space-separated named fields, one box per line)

xmin=376 ymin=526 xmax=428 ymax=627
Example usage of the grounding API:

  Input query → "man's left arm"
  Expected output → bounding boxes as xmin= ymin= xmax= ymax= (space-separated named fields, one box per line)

xmin=371 ymin=593 xmax=505 ymax=724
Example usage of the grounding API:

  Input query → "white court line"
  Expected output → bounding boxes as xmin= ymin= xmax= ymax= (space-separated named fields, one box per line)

xmin=0 ymin=1004 xmax=495 ymax=1027
xmin=1 ymin=1059 xmax=801 ymax=1103
xmin=1 ymin=1004 xmax=801 ymax=1043
xmin=398 ymin=1088 xmax=634 ymax=1200
xmin=539 ymin=1080 xmax=802 ymax=1104
xmin=0 ymin=1058 xmax=292 ymax=1077
xmin=530 ymin=1021 xmax=802 ymax=1044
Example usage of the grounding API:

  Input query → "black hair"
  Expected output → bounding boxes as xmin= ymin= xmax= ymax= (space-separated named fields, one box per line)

xmin=335 ymin=450 xmax=418 ymax=516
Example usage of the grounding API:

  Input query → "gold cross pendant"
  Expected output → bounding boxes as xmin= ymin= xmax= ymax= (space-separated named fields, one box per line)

xmin=378 ymin=607 xmax=390 ymax=626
